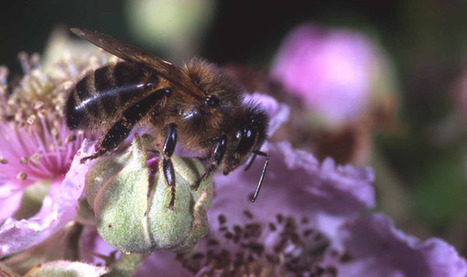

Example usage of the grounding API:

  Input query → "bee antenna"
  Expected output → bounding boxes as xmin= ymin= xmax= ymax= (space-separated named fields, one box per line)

xmin=244 ymin=152 xmax=257 ymax=171
xmin=250 ymin=150 xmax=270 ymax=202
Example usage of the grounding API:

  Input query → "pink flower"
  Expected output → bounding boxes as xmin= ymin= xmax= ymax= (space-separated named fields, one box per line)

xmin=3 ymin=31 xmax=461 ymax=276
xmin=135 ymin=141 xmax=466 ymax=276
xmin=0 ymin=140 xmax=93 ymax=256
xmin=0 ymin=52 xmax=99 ymax=257
xmin=68 ymin=91 xmax=465 ymax=276
xmin=0 ymin=114 xmax=84 ymax=219
xmin=339 ymin=213 xmax=467 ymax=277
xmin=271 ymin=23 xmax=394 ymax=127
xmin=129 ymin=93 xmax=373 ymax=274
xmin=208 ymin=141 xmax=375 ymax=239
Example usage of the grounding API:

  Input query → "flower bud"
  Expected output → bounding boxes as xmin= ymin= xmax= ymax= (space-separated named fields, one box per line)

xmin=85 ymin=135 xmax=213 ymax=253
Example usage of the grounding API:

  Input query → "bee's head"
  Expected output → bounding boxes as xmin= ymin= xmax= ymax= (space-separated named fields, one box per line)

xmin=222 ymin=104 xmax=269 ymax=175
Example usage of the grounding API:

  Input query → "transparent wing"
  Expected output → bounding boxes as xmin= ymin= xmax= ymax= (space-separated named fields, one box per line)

xmin=70 ymin=28 xmax=204 ymax=101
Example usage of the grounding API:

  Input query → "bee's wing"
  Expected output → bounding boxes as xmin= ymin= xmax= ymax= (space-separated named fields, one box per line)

xmin=70 ymin=28 xmax=204 ymax=101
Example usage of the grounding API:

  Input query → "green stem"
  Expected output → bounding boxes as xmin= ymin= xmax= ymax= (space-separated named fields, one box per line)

xmin=105 ymin=252 xmax=150 ymax=277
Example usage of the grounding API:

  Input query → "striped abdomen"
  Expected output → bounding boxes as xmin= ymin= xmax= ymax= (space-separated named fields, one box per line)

xmin=66 ymin=61 xmax=156 ymax=130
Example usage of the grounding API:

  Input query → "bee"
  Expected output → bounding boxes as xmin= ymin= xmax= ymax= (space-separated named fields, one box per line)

xmin=66 ymin=28 xmax=270 ymax=209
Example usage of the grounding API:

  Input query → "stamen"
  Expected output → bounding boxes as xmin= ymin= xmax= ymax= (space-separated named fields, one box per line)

xmin=18 ymin=52 xmax=30 ymax=74
xmin=207 ymin=239 xmax=219 ymax=246
xmin=218 ymin=214 xmax=227 ymax=225
xmin=0 ymin=66 xmax=8 ymax=86
xmin=20 ymin=157 xmax=29 ymax=165
xmin=219 ymin=226 xmax=228 ymax=232
xmin=276 ymin=213 xmax=284 ymax=224
xmin=0 ymin=51 xmax=96 ymax=190
xmin=224 ymin=231 xmax=234 ymax=240
xmin=179 ymin=211 xmax=341 ymax=276
xmin=17 ymin=172 xmax=27 ymax=181
xmin=268 ymin=222 xmax=277 ymax=231
xmin=303 ymin=228 xmax=315 ymax=237
xmin=243 ymin=210 xmax=253 ymax=219
xmin=339 ymin=251 xmax=353 ymax=263
xmin=65 ymin=134 xmax=77 ymax=144
xmin=30 ymin=53 xmax=40 ymax=70
xmin=0 ymin=156 xmax=8 ymax=164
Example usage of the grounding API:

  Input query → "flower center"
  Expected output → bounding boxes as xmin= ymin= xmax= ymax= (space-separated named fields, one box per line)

xmin=0 ymin=54 xmax=84 ymax=186
xmin=175 ymin=210 xmax=350 ymax=276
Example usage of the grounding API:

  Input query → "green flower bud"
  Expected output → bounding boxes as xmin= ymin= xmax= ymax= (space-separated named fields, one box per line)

xmin=85 ymin=135 xmax=213 ymax=253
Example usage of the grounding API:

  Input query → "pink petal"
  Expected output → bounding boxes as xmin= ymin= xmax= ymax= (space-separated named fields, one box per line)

xmin=0 ymin=140 xmax=94 ymax=257
xmin=79 ymin=226 xmax=118 ymax=265
xmin=210 ymin=141 xmax=375 ymax=243
xmin=136 ymin=251 xmax=194 ymax=277
xmin=270 ymin=24 xmax=376 ymax=125
xmin=0 ymin=183 xmax=23 ymax=222
xmin=78 ymin=222 xmax=194 ymax=276
xmin=338 ymin=213 xmax=467 ymax=277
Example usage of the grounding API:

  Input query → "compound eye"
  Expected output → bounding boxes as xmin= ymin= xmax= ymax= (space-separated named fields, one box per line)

xmin=236 ymin=127 xmax=256 ymax=155
xmin=203 ymin=96 xmax=219 ymax=107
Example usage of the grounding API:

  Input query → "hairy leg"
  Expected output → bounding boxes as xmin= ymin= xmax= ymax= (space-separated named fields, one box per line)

xmin=80 ymin=87 xmax=170 ymax=163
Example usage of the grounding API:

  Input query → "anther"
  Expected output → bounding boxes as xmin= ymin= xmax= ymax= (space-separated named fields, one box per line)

xmin=0 ymin=66 xmax=9 ymax=86
xmin=0 ymin=156 xmax=8 ymax=164
xmin=243 ymin=210 xmax=253 ymax=219
xmin=20 ymin=157 xmax=29 ymax=165
xmin=30 ymin=153 xmax=41 ymax=164
xmin=65 ymin=134 xmax=77 ymax=144
xmin=17 ymin=172 xmax=27 ymax=181
xmin=18 ymin=52 xmax=30 ymax=74
xmin=26 ymin=115 xmax=36 ymax=125
xmin=218 ymin=214 xmax=227 ymax=225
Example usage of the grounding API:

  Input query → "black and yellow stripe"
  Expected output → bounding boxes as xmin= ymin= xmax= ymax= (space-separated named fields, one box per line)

xmin=65 ymin=61 xmax=159 ymax=130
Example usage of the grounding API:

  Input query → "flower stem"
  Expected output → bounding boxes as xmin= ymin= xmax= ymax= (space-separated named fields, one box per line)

xmin=105 ymin=252 xmax=149 ymax=277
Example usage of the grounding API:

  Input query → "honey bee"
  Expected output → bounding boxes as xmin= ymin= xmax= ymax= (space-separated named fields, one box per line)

xmin=66 ymin=28 xmax=270 ymax=209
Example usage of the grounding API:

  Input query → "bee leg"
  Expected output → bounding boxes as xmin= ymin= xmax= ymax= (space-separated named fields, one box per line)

xmin=161 ymin=123 xmax=177 ymax=209
xmin=192 ymin=135 xmax=227 ymax=191
xmin=80 ymin=88 xmax=171 ymax=163
xmin=80 ymin=119 xmax=135 ymax=163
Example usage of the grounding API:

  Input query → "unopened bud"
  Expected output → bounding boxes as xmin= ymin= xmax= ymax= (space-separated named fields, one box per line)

xmin=85 ymin=135 xmax=213 ymax=253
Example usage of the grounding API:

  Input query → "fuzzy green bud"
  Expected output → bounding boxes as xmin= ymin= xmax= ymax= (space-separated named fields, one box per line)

xmin=85 ymin=135 xmax=213 ymax=253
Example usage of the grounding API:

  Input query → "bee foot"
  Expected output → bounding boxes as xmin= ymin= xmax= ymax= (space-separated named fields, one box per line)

xmin=80 ymin=152 xmax=104 ymax=164
xmin=191 ymin=180 xmax=201 ymax=191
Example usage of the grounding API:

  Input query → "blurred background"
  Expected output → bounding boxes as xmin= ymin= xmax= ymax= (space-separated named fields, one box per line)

xmin=1 ymin=0 xmax=466 ymax=257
